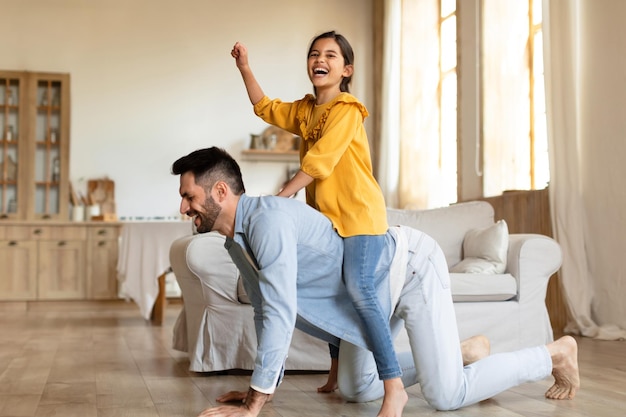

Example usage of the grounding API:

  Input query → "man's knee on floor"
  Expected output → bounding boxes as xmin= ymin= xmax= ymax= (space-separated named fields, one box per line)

xmin=422 ymin=386 xmax=464 ymax=411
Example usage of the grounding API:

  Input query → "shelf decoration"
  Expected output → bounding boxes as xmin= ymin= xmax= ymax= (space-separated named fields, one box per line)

xmin=6 ymin=125 xmax=14 ymax=141
xmin=51 ymin=157 xmax=60 ymax=182
xmin=249 ymin=126 xmax=300 ymax=152
xmin=87 ymin=177 xmax=117 ymax=221
xmin=242 ymin=126 xmax=301 ymax=162
xmin=0 ymin=154 xmax=17 ymax=181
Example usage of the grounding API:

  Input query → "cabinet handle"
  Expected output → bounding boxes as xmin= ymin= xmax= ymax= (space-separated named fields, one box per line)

xmin=8 ymin=241 xmax=17 ymax=246
xmin=0 ymin=214 xmax=7 ymax=219
xmin=58 ymin=241 xmax=66 ymax=247
xmin=97 ymin=229 xmax=107 ymax=235
xmin=98 ymin=241 xmax=107 ymax=247
xmin=42 ymin=214 xmax=51 ymax=220
xmin=33 ymin=228 xmax=43 ymax=235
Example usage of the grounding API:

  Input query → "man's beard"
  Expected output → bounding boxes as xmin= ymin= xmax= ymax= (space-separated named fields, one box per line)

xmin=195 ymin=195 xmax=222 ymax=233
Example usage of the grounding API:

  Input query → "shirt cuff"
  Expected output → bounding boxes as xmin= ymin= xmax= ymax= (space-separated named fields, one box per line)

xmin=250 ymin=384 xmax=276 ymax=395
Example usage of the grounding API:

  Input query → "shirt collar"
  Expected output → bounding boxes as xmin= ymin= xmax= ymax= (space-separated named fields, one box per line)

xmin=233 ymin=193 xmax=250 ymax=238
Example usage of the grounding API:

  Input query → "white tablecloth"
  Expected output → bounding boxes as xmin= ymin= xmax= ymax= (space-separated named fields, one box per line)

xmin=117 ymin=221 xmax=193 ymax=319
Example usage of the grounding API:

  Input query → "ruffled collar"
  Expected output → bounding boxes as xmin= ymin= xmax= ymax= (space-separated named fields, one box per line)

xmin=297 ymin=93 xmax=368 ymax=142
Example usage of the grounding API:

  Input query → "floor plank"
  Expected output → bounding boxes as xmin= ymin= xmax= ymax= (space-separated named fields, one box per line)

xmin=0 ymin=301 xmax=623 ymax=417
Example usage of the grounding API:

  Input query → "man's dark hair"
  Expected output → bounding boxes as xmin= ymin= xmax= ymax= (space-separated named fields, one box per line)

xmin=171 ymin=147 xmax=245 ymax=195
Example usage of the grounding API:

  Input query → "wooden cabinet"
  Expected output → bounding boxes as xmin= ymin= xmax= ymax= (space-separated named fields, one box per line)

xmin=0 ymin=228 xmax=37 ymax=300
xmin=0 ymin=70 xmax=70 ymax=221
xmin=87 ymin=225 xmax=120 ymax=300
xmin=0 ymin=223 xmax=121 ymax=301
xmin=36 ymin=226 xmax=87 ymax=300
xmin=0 ymin=71 xmax=122 ymax=303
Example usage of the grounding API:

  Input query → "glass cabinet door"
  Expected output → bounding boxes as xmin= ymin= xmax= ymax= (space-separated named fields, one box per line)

xmin=30 ymin=74 xmax=70 ymax=220
xmin=0 ymin=71 xmax=70 ymax=221
xmin=0 ymin=74 xmax=24 ymax=220
xmin=35 ymin=80 xmax=62 ymax=217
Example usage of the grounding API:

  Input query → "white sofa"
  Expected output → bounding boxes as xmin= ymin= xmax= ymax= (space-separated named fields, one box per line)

xmin=170 ymin=201 xmax=562 ymax=372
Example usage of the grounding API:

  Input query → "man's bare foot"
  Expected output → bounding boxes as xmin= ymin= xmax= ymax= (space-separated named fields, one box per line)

xmin=377 ymin=378 xmax=408 ymax=417
xmin=545 ymin=335 xmax=580 ymax=400
xmin=460 ymin=335 xmax=491 ymax=366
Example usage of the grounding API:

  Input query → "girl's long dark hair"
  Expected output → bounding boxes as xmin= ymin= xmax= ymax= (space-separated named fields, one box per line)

xmin=308 ymin=30 xmax=354 ymax=93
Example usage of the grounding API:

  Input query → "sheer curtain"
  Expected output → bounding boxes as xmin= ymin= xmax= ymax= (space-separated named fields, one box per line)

xmin=376 ymin=0 xmax=401 ymax=209
xmin=376 ymin=0 xmax=443 ymax=210
xmin=543 ymin=0 xmax=626 ymax=339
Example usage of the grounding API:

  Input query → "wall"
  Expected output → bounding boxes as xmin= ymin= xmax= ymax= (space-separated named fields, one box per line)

xmin=0 ymin=0 xmax=373 ymax=218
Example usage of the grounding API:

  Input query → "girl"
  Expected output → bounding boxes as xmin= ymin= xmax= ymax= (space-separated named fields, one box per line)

xmin=231 ymin=31 xmax=407 ymax=417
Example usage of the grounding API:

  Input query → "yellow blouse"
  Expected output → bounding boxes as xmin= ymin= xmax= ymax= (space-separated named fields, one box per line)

xmin=254 ymin=93 xmax=388 ymax=237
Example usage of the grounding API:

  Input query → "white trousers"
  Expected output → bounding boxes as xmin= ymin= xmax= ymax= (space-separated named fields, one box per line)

xmin=336 ymin=227 xmax=552 ymax=410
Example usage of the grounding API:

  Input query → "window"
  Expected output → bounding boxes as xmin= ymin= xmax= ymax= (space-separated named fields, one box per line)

xmin=439 ymin=0 xmax=458 ymax=205
xmin=481 ymin=0 xmax=548 ymax=196
xmin=396 ymin=0 xmax=457 ymax=209
xmin=389 ymin=0 xmax=547 ymax=209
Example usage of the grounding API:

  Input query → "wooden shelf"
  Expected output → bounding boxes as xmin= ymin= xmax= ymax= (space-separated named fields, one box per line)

xmin=241 ymin=149 xmax=299 ymax=162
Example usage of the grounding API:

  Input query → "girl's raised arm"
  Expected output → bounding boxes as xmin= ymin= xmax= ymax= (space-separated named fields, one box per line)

xmin=231 ymin=42 xmax=265 ymax=105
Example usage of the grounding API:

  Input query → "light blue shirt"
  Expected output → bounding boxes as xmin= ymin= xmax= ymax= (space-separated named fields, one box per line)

xmin=225 ymin=194 xmax=394 ymax=393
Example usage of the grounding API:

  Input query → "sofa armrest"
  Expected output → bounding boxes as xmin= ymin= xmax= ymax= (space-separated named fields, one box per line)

xmin=170 ymin=232 xmax=241 ymax=304
xmin=506 ymin=234 xmax=562 ymax=302
xmin=505 ymin=233 xmax=562 ymax=345
xmin=170 ymin=231 xmax=259 ymax=371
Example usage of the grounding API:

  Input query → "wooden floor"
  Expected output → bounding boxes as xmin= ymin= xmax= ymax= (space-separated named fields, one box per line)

xmin=0 ymin=301 xmax=624 ymax=417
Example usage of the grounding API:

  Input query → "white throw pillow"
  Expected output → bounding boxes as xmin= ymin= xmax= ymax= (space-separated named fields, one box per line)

xmin=450 ymin=219 xmax=508 ymax=274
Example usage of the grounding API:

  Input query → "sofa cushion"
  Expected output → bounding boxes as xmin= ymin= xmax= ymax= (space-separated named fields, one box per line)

xmin=450 ymin=273 xmax=517 ymax=302
xmin=387 ymin=201 xmax=495 ymax=267
xmin=450 ymin=219 xmax=508 ymax=274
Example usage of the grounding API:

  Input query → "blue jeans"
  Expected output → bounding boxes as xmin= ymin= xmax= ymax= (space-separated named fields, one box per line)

xmin=343 ymin=234 xmax=402 ymax=380
xmin=337 ymin=227 xmax=552 ymax=409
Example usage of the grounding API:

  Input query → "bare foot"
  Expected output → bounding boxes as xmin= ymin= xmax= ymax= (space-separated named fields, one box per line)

xmin=377 ymin=378 xmax=408 ymax=417
xmin=545 ymin=335 xmax=580 ymax=400
xmin=317 ymin=380 xmax=338 ymax=393
xmin=460 ymin=335 xmax=491 ymax=366
xmin=318 ymin=358 xmax=338 ymax=393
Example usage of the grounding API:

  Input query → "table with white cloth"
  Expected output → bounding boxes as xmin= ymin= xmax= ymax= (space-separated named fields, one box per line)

xmin=117 ymin=220 xmax=193 ymax=320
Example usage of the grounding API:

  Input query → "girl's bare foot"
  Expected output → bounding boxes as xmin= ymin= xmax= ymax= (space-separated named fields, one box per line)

xmin=317 ymin=379 xmax=338 ymax=393
xmin=318 ymin=358 xmax=338 ymax=393
xmin=545 ymin=335 xmax=580 ymax=400
xmin=461 ymin=335 xmax=491 ymax=366
xmin=377 ymin=378 xmax=408 ymax=417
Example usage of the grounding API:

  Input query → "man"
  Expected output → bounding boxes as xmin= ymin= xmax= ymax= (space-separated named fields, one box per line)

xmin=172 ymin=147 xmax=579 ymax=417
